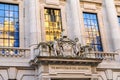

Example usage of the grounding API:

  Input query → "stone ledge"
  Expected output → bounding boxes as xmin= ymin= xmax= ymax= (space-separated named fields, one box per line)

xmin=80 ymin=0 xmax=102 ymax=4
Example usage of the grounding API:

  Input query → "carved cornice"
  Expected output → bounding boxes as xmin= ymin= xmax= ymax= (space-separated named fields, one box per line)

xmin=80 ymin=0 xmax=102 ymax=11
xmin=115 ymin=0 xmax=120 ymax=7
xmin=31 ymin=56 xmax=102 ymax=66
xmin=39 ymin=0 xmax=66 ymax=5
xmin=80 ymin=0 xmax=102 ymax=4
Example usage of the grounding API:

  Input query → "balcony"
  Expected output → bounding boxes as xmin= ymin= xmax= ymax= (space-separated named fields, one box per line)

xmin=31 ymin=36 xmax=117 ymax=66
xmin=0 ymin=47 xmax=30 ymax=67
xmin=0 ymin=47 xmax=30 ymax=58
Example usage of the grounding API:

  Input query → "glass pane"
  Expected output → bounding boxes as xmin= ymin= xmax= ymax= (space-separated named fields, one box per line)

xmin=0 ymin=24 xmax=3 ymax=31
xmin=14 ymin=40 xmax=19 ymax=47
xmin=14 ymin=32 xmax=19 ymax=39
xmin=10 ymin=18 xmax=14 ymax=23
xmin=10 ymin=5 xmax=14 ymax=11
xmin=0 ymin=39 xmax=3 ymax=46
xmin=14 ymin=12 xmax=19 ymax=18
xmin=9 ymin=32 xmax=14 ymax=38
xmin=4 ymin=39 xmax=9 ymax=47
xmin=0 ymin=31 xmax=3 ymax=39
xmin=5 ymin=4 xmax=9 ymax=10
xmin=9 ymin=39 xmax=14 ymax=46
xmin=14 ymin=23 xmax=19 ymax=31
xmin=5 ymin=11 xmax=9 ymax=17
xmin=0 ymin=17 xmax=4 ymax=24
xmin=0 ymin=10 xmax=4 ymax=17
xmin=0 ymin=4 xmax=4 ymax=10
xmin=14 ymin=5 xmax=19 ymax=11
xmin=118 ymin=17 xmax=120 ymax=26
xmin=10 ymin=11 xmax=14 ymax=17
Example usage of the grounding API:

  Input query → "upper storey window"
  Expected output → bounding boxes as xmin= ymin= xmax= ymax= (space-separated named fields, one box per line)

xmin=0 ymin=3 xmax=19 ymax=47
xmin=83 ymin=12 xmax=103 ymax=51
xmin=44 ymin=8 xmax=62 ymax=41
xmin=118 ymin=16 xmax=120 ymax=26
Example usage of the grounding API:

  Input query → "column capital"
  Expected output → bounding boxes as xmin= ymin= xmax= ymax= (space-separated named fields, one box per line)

xmin=105 ymin=69 xmax=113 ymax=80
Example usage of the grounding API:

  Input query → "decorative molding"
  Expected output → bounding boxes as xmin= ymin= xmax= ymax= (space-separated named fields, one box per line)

xmin=80 ymin=1 xmax=102 ymax=11
xmin=116 ymin=7 xmax=120 ymax=13
xmin=115 ymin=0 xmax=120 ymax=6
xmin=80 ymin=0 xmax=102 ymax=4
xmin=45 ymin=0 xmax=59 ymax=5
xmin=84 ymin=3 xmax=96 ymax=10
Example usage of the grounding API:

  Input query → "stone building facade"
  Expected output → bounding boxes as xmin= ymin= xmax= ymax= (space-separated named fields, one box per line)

xmin=0 ymin=0 xmax=120 ymax=80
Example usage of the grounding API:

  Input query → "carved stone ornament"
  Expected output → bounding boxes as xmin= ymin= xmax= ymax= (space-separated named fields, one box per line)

xmin=35 ymin=36 xmax=94 ymax=57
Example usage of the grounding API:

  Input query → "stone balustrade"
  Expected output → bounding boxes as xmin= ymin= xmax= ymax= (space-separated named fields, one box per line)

xmin=34 ymin=36 xmax=117 ymax=60
xmin=0 ymin=47 xmax=30 ymax=58
xmin=84 ymin=52 xmax=117 ymax=60
xmin=35 ymin=48 xmax=117 ymax=60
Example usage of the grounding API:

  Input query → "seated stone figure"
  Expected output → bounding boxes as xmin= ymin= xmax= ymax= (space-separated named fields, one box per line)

xmin=35 ymin=42 xmax=52 ymax=56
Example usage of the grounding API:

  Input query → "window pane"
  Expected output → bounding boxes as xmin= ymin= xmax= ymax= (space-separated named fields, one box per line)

xmin=5 ymin=11 xmax=9 ymax=17
xmin=83 ymin=12 xmax=103 ymax=51
xmin=14 ymin=5 xmax=19 ymax=11
xmin=0 ymin=10 xmax=4 ymax=17
xmin=14 ymin=32 xmax=19 ymax=39
xmin=0 ymin=4 xmax=4 ymax=10
xmin=10 ymin=18 xmax=14 ymax=23
xmin=0 ymin=3 xmax=19 ymax=47
xmin=118 ymin=16 xmax=120 ymax=26
xmin=0 ymin=17 xmax=4 ymax=24
xmin=14 ymin=12 xmax=19 ymax=18
xmin=10 ymin=5 xmax=14 ymax=11
xmin=5 ymin=4 xmax=9 ymax=10
xmin=0 ymin=39 xmax=3 ymax=46
xmin=14 ymin=40 xmax=19 ymax=47
xmin=10 ymin=11 xmax=14 ymax=17
xmin=44 ymin=8 xmax=62 ymax=41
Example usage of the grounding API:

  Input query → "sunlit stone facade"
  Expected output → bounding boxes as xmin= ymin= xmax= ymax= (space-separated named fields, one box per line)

xmin=0 ymin=0 xmax=120 ymax=80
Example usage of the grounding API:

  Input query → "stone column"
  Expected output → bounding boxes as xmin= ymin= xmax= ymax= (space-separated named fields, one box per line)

xmin=67 ymin=0 xmax=82 ymax=43
xmin=29 ymin=0 xmax=38 ymax=59
xmin=103 ymin=0 xmax=120 ymax=51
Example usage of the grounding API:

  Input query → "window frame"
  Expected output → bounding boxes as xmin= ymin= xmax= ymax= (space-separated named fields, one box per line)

xmin=118 ymin=16 xmax=120 ymax=26
xmin=0 ymin=2 xmax=19 ymax=47
xmin=44 ymin=7 xmax=63 ymax=41
xmin=83 ymin=12 xmax=103 ymax=51
xmin=0 ymin=0 xmax=23 ymax=47
xmin=40 ymin=4 xmax=67 ymax=42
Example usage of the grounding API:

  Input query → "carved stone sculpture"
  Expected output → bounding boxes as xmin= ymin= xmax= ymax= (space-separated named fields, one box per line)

xmin=53 ymin=37 xmax=62 ymax=56
xmin=35 ymin=36 xmax=94 ymax=57
xmin=73 ymin=38 xmax=81 ymax=56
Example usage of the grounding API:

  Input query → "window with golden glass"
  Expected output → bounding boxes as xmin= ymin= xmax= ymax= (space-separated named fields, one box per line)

xmin=44 ymin=8 xmax=62 ymax=41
